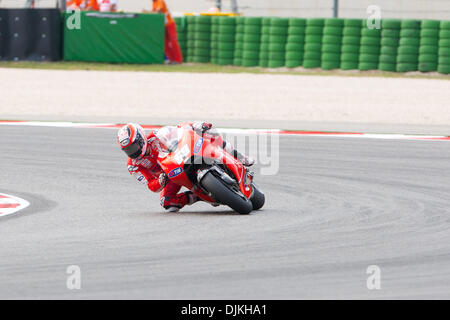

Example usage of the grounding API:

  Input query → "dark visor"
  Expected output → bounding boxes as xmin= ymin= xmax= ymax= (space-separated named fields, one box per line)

xmin=123 ymin=140 xmax=142 ymax=159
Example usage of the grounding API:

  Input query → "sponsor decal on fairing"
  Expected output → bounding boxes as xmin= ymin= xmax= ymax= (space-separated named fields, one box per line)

xmin=193 ymin=138 xmax=203 ymax=154
xmin=168 ymin=167 xmax=183 ymax=178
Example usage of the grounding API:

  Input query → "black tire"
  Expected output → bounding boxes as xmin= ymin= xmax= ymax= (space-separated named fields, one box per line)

xmin=250 ymin=184 xmax=265 ymax=210
xmin=201 ymin=172 xmax=253 ymax=214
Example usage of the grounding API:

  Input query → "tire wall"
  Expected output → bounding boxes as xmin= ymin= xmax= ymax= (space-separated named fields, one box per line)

xmin=178 ymin=15 xmax=450 ymax=74
xmin=0 ymin=9 xmax=62 ymax=62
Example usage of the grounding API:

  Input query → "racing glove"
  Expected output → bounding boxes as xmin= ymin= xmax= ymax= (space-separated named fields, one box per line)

xmin=158 ymin=172 xmax=169 ymax=188
xmin=192 ymin=122 xmax=212 ymax=135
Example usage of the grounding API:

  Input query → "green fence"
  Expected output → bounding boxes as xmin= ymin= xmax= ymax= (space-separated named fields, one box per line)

xmin=174 ymin=16 xmax=450 ymax=74
xmin=64 ymin=12 xmax=164 ymax=64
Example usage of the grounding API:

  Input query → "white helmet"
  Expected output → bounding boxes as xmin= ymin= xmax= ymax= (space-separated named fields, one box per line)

xmin=117 ymin=123 xmax=148 ymax=159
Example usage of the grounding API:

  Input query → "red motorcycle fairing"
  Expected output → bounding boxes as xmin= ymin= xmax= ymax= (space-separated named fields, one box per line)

xmin=157 ymin=125 xmax=254 ymax=204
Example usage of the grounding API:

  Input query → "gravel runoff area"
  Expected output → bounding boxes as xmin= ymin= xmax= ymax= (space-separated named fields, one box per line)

xmin=1 ymin=68 xmax=449 ymax=134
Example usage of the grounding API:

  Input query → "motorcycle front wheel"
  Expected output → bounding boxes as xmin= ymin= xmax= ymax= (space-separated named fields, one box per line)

xmin=250 ymin=183 xmax=265 ymax=210
xmin=201 ymin=172 xmax=253 ymax=215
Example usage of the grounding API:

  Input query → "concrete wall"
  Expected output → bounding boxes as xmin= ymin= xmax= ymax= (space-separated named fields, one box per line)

xmin=2 ymin=0 xmax=450 ymax=20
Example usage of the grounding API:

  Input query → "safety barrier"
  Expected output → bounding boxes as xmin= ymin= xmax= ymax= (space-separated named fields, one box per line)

xmin=174 ymin=16 xmax=450 ymax=74
xmin=0 ymin=8 xmax=62 ymax=61
xmin=1 ymin=10 xmax=448 ymax=73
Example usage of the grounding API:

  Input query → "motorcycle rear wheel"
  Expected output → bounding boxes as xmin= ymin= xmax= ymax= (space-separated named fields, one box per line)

xmin=250 ymin=184 xmax=265 ymax=210
xmin=201 ymin=172 xmax=253 ymax=215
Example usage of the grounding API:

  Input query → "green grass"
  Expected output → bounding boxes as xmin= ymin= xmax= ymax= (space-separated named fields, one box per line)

xmin=0 ymin=61 xmax=449 ymax=80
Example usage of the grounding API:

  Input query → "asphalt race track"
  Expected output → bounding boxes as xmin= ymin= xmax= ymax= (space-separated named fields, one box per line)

xmin=1 ymin=125 xmax=449 ymax=299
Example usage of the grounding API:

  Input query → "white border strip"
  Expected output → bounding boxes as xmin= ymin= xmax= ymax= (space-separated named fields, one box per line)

xmin=0 ymin=121 xmax=448 ymax=141
xmin=0 ymin=121 xmax=116 ymax=128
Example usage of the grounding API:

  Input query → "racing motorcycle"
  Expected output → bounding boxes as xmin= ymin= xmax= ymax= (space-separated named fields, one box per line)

xmin=156 ymin=124 xmax=265 ymax=214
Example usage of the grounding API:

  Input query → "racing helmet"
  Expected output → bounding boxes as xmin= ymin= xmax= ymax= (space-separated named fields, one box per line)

xmin=117 ymin=123 xmax=148 ymax=159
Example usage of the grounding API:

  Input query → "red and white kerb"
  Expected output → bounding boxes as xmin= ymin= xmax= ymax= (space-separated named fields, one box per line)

xmin=0 ymin=193 xmax=30 ymax=217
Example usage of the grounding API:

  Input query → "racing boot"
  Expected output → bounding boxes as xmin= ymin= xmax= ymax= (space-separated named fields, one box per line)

xmin=163 ymin=191 xmax=201 ymax=213
xmin=186 ymin=191 xmax=201 ymax=205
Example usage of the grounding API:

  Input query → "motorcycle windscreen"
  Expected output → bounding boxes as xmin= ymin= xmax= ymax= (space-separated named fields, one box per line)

xmin=156 ymin=126 xmax=183 ymax=154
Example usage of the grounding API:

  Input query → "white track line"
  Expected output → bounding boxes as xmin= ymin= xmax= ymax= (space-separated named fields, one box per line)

xmin=0 ymin=193 xmax=30 ymax=218
xmin=0 ymin=121 xmax=448 ymax=141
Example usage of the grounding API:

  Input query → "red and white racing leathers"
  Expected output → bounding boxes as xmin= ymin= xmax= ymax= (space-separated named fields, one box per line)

xmin=126 ymin=129 xmax=197 ymax=210
xmin=126 ymin=122 xmax=240 ymax=211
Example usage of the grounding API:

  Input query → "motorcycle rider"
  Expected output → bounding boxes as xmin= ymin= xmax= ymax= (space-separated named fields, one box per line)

xmin=117 ymin=122 xmax=254 ymax=212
